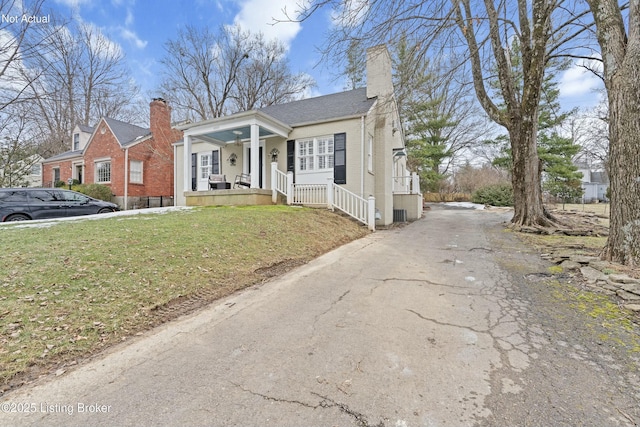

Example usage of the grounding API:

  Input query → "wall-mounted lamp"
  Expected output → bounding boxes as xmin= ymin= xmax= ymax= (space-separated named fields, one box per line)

xmin=227 ymin=152 xmax=237 ymax=166
xmin=393 ymin=149 xmax=407 ymax=158
xmin=270 ymin=148 xmax=279 ymax=163
xmin=233 ymin=130 xmax=243 ymax=146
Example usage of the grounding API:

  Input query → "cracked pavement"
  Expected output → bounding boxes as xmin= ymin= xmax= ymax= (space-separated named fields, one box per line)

xmin=1 ymin=204 xmax=639 ymax=426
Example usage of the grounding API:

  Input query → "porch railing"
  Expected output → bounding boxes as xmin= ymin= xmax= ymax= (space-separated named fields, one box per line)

xmin=271 ymin=162 xmax=375 ymax=230
xmin=393 ymin=172 xmax=421 ymax=194
xmin=293 ymin=184 xmax=327 ymax=205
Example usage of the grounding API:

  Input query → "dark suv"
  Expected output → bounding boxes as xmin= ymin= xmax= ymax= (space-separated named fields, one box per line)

xmin=0 ymin=188 xmax=120 ymax=222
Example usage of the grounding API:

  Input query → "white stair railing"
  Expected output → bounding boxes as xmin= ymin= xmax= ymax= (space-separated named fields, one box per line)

xmin=332 ymin=184 xmax=375 ymax=230
xmin=272 ymin=166 xmax=291 ymax=204
xmin=271 ymin=163 xmax=375 ymax=230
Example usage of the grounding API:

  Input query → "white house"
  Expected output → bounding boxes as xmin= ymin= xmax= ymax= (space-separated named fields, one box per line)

xmin=173 ymin=45 xmax=422 ymax=228
xmin=0 ymin=153 xmax=43 ymax=188
xmin=576 ymin=161 xmax=609 ymax=202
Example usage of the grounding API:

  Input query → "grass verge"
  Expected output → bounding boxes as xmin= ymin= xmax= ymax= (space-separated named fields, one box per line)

xmin=0 ymin=206 xmax=369 ymax=391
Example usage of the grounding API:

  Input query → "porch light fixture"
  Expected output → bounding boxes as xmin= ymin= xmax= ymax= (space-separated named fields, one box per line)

xmin=233 ymin=130 xmax=243 ymax=146
xmin=227 ymin=153 xmax=237 ymax=166
xmin=270 ymin=148 xmax=279 ymax=163
xmin=393 ymin=149 xmax=407 ymax=158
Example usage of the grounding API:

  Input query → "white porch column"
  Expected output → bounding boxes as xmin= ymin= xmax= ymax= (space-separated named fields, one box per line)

xmin=183 ymin=134 xmax=192 ymax=193
xmin=250 ymin=124 xmax=259 ymax=188
xmin=271 ymin=163 xmax=277 ymax=203
xmin=412 ymin=172 xmax=420 ymax=194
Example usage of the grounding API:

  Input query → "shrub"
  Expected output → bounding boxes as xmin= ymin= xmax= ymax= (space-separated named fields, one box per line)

xmin=54 ymin=180 xmax=66 ymax=188
xmin=73 ymin=183 xmax=114 ymax=202
xmin=472 ymin=184 xmax=514 ymax=206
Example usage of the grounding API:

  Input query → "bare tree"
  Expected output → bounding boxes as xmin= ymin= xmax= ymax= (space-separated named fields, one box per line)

xmin=159 ymin=24 xmax=314 ymax=122
xmin=0 ymin=0 xmax=47 ymax=113
xmin=587 ymin=0 xmax=640 ymax=265
xmin=0 ymin=104 xmax=39 ymax=187
xmin=233 ymin=32 xmax=314 ymax=112
xmin=23 ymin=16 xmax=139 ymax=156
xmin=288 ymin=0 xmax=596 ymax=229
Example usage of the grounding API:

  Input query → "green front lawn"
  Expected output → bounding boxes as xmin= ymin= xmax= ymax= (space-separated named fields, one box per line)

xmin=0 ymin=206 xmax=369 ymax=389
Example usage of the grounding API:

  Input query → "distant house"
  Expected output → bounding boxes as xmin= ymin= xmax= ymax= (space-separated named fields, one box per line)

xmin=41 ymin=99 xmax=183 ymax=209
xmin=174 ymin=45 xmax=422 ymax=228
xmin=0 ymin=154 xmax=43 ymax=188
xmin=576 ymin=162 xmax=609 ymax=202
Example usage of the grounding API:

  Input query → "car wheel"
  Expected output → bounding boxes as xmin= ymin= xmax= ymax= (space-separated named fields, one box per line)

xmin=97 ymin=208 xmax=114 ymax=214
xmin=6 ymin=214 xmax=30 ymax=222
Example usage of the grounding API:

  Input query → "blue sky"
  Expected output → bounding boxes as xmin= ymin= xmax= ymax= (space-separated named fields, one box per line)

xmin=9 ymin=0 xmax=604 ymax=113
xmin=45 ymin=0 xmax=343 ymax=99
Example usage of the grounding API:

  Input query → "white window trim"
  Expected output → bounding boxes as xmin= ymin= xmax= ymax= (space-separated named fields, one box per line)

xmin=130 ymin=160 xmax=143 ymax=184
xmin=296 ymin=135 xmax=335 ymax=174
xmin=95 ymin=159 xmax=111 ymax=184
xmin=199 ymin=153 xmax=212 ymax=180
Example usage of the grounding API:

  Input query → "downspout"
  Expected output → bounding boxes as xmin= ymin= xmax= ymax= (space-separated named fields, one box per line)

xmin=173 ymin=143 xmax=177 ymax=206
xmin=124 ymin=147 xmax=129 ymax=210
xmin=360 ymin=115 xmax=365 ymax=197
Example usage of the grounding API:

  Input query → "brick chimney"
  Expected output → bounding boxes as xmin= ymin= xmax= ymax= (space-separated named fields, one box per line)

xmin=150 ymin=98 xmax=171 ymax=137
xmin=366 ymin=45 xmax=394 ymax=100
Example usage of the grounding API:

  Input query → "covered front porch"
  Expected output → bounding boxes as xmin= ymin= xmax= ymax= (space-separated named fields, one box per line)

xmin=176 ymin=110 xmax=293 ymax=203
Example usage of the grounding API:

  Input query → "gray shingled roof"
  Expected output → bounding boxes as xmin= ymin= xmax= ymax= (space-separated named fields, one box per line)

xmin=103 ymin=117 xmax=150 ymax=147
xmin=78 ymin=124 xmax=94 ymax=134
xmin=42 ymin=149 xmax=83 ymax=162
xmin=258 ymin=88 xmax=376 ymax=126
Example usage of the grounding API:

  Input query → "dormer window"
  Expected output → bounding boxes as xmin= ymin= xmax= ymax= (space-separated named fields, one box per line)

xmin=73 ymin=133 xmax=80 ymax=150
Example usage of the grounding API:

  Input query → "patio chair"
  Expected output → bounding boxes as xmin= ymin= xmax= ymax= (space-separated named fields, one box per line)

xmin=234 ymin=173 xmax=251 ymax=188
xmin=208 ymin=174 xmax=228 ymax=190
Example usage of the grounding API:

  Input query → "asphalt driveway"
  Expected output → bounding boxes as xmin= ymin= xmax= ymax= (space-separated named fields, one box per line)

xmin=1 ymin=204 xmax=638 ymax=426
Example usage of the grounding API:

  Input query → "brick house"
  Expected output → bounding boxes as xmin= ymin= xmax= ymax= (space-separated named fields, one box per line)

xmin=42 ymin=99 xmax=183 ymax=209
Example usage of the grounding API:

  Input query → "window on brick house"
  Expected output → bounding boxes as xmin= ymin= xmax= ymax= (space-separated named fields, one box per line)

xmin=130 ymin=160 xmax=143 ymax=184
xmin=95 ymin=161 xmax=111 ymax=183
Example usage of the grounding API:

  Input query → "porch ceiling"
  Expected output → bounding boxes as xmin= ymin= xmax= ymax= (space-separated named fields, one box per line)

xmin=196 ymin=125 xmax=276 ymax=145
xmin=179 ymin=110 xmax=293 ymax=146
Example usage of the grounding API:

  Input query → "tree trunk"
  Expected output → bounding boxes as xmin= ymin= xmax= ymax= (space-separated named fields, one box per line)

xmin=508 ymin=117 xmax=552 ymax=227
xmin=601 ymin=66 xmax=640 ymax=266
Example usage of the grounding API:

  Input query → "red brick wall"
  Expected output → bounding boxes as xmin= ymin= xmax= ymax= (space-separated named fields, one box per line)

xmin=84 ymin=121 xmax=126 ymax=195
xmin=42 ymin=160 xmax=74 ymax=187
xmin=49 ymin=99 xmax=183 ymax=202
xmin=125 ymin=99 xmax=182 ymax=197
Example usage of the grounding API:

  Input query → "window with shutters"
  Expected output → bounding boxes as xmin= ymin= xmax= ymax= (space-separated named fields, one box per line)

xmin=297 ymin=136 xmax=334 ymax=172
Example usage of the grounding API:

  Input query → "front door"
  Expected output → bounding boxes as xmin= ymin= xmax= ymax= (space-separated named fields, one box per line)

xmin=197 ymin=152 xmax=212 ymax=191
xmin=246 ymin=145 xmax=264 ymax=188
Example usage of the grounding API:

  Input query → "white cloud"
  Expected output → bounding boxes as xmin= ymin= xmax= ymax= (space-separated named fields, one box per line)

xmin=559 ymin=59 xmax=603 ymax=98
xmin=54 ymin=0 xmax=93 ymax=8
xmin=233 ymin=0 xmax=305 ymax=48
xmin=125 ymin=8 xmax=134 ymax=26
xmin=120 ymin=27 xmax=147 ymax=49
xmin=331 ymin=0 xmax=369 ymax=28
